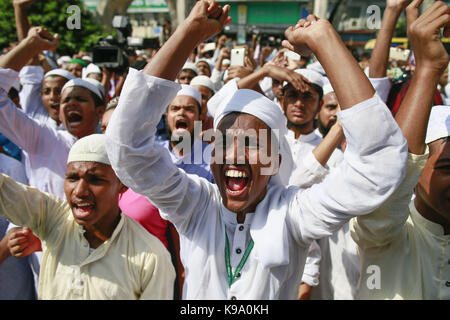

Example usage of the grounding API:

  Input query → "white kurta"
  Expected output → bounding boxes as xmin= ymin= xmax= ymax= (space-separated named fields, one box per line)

xmin=105 ymin=68 xmax=408 ymax=300
xmin=0 ymin=68 xmax=76 ymax=199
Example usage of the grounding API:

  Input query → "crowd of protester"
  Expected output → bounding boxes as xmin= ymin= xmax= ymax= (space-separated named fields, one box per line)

xmin=0 ymin=0 xmax=449 ymax=300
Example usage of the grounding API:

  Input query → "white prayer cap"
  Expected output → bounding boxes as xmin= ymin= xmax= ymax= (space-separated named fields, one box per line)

xmin=181 ymin=62 xmax=198 ymax=75
xmin=44 ymin=69 xmax=76 ymax=81
xmin=175 ymin=84 xmax=202 ymax=108
xmin=296 ymin=69 xmax=324 ymax=87
xmin=306 ymin=61 xmax=326 ymax=76
xmin=62 ymin=78 xmax=103 ymax=101
xmin=222 ymin=59 xmax=231 ymax=66
xmin=425 ymin=105 xmax=450 ymax=144
xmin=84 ymin=78 xmax=106 ymax=100
xmin=84 ymin=63 xmax=102 ymax=76
xmin=57 ymin=56 xmax=71 ymax=66
xmin=82 ymin=56 xmax=93 ymax=63
xmin=208 ymin=79 xmax=294 ymax=186
xmin=67 ymin=134 xmax=109 ymax=165
xmin=190 ymin=75 xmax=215 ymax=93
xmin=196 ymin=58 xmax=213 ymax=70
xmin=322 ymin=82 xmax=335 ymax=96
xmin=284 ymin=68 xmax=324 ymax=89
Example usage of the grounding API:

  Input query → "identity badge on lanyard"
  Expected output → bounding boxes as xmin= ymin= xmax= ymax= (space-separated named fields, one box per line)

xmin=224 ymin=230 xmax=254 ymax=287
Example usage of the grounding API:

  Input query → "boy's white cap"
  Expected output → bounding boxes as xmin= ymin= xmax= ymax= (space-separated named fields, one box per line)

xmin=176 ymin=84 xmax=202 ymax=107
xmin=190 ymin=75 xmax=215 ymax=93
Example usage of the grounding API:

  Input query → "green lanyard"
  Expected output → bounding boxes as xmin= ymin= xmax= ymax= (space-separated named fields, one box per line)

xmin=224 ymin=230 xmax=254 ymax=287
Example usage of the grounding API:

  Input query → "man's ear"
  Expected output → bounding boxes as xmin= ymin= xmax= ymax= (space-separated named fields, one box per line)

xmin=118 ymin=182 xmax=128 ymax=195
xmin=96 ymin=105 xmax=106 ymax=119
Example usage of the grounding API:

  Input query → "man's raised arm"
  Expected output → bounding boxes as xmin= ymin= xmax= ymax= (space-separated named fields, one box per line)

xmin=142 ymin=0 xmax=231 ymax=81
xmin=395 ymin=0 xmax=450 ymax=154
xmin=105 ymin=1 xmax=231 ymax=232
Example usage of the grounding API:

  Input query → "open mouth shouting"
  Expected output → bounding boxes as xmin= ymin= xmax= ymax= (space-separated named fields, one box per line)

xmin=72 ymin=201 xmax=95 ymax=220
xmin=224 ymin=165 xmax=251 ymax=197
xmin=67 ymin=110 xmax=84 ymax=128
xmin=174 ymin=118 xmax=189 ymax=132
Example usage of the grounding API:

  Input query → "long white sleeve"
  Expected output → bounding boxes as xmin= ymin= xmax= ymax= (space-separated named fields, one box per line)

xmin=286 ymin=94 xmax=408 ymax=244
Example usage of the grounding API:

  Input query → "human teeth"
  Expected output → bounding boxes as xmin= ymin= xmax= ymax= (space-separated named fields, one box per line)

xmin=225 ymin=170 xmax=248 ymax=178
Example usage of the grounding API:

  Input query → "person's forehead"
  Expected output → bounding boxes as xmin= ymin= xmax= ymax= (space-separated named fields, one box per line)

xmin=43 ymin=76 xmax=67 ymax=87
xmin=193 ymin=85 xmax=213 ymax=96
xmin=323 ymin=92 xmax=338 ymax=104
xmin=429 ymin=139 xmax=450 ymax=158
xmin=170 ymin=95 xmax=198 ymax=107
xmin=61 ymin=86 xmax=92 ymax=99
xmin=197 ymin=61 xmax=210 ymax=67
xmin=69 ymin=63 xmax=83 ymax=69
xmin=284 ymin=82 xmax=317 ymax=95
xmin=218 ymin=112 xmax=270 ymax=132
xmin=180 ymin=70 xmax=195 ymax=76
xmin=67 ymin=161 xmax=111 ymax=173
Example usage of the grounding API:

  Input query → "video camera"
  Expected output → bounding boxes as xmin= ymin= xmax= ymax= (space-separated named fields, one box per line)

xmin=92 ymin=15 xmax=132 ymax=74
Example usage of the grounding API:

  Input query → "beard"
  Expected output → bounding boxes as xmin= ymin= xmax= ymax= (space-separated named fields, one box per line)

xmin=317 ymin=117 xmax=336 ymax=137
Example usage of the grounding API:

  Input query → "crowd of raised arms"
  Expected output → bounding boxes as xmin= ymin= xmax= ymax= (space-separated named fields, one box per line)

xmin=0 ymin=0 xmax=448 ymax=301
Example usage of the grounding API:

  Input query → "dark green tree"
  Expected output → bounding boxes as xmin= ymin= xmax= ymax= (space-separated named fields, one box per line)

xmin=0 ymin=0 xmax=112 ymax=55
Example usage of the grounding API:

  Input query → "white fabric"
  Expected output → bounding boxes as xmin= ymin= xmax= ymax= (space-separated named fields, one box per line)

xmin=425 ymin=105 xmax=450 ymax=144
xmin=105 ymin=68 xmax=408 ymax=299
xmin=302 ymin=240 xmax=321 ymax=287
xmin=0 ymin=68 xmax=76 ymax=199
xmin=62 ymin=78 xmax=103 ymax=101
xmin=44 ymin=69 xmax=76 ymax=81
xmin=182 ymin=62 xmax=198 ymax=74
xmin=84 ymin=63 xmax=102 ymax=77
xmin=0 ymin=153 xmax=28 ymax=185
xmin=176 ymin=84 xmax=202 ymax=107
xmin=307 ymin=61 xmax=326 ymax=76
xmin=351 ymin=152 xmax=450 ymax=299
xmin=369 ymin=77 xmax=391 ymax=103
xmin=18 ymin=66 xmax=53 ymax=126
xmin=323 ymin=83 xmax=334 ymax=96
xmin=57 ymin=56 xmax=71 ymax=67
xmin=190 ymin=75 xmax=215 ymax=93
xmin=68 ymin=134 xmax=109 ymax=165
xmin=284 ymin=69 xmax=324 ymax=88
xmin=286 ymin=130 xmax=343 ymax=187
xmin=84 ymin=78 xmax=106 ymax=100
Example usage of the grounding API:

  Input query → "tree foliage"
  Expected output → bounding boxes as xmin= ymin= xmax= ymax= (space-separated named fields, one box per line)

xmin=0 ymin=0 xmax=112 ymax=55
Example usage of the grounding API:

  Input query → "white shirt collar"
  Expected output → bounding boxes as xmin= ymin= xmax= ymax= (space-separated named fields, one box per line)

xmin=286 ymin=128 xmax=321 ymax=143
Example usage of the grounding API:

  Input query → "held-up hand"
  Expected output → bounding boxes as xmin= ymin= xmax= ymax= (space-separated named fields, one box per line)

xmin=26 ymin=26 xmax=59 ymax=53
xmin=282 ymin=15 xmax=332 ymax=57
xmin=386 ymin=0 xmax=410 ymax=11
xmin=13 ymin=0 xmax=35 ymax=9
xmin=7 ymin=227 xmax=42 ymax=258
xmin=183 ymin=0 xmax=232 ymax=44
xmin=262 ymin=64 xmax=310 ymax=92
xmin=406 ymin=0 xmax=450 ymax=74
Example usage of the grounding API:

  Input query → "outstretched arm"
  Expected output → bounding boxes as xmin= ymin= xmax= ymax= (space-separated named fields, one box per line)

xmin=395 ymin=0 xmax=450 ymax=154
xmin=283 ymin=16 xmax=374 ymax=110
xmin=13 ymin=0 xmax=34 ymax=42
xmin=0 ymin=26 xmax=58 ymax=72
xmin=369 ymin=0 xmax=409 ymax=78
xmin=143 ymin=0 xmax=231 ymax=81
xmin=105 ymin=1 xmax=231 ymax=233
xmin=352 ymin=0 xmax=450 ymax=249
